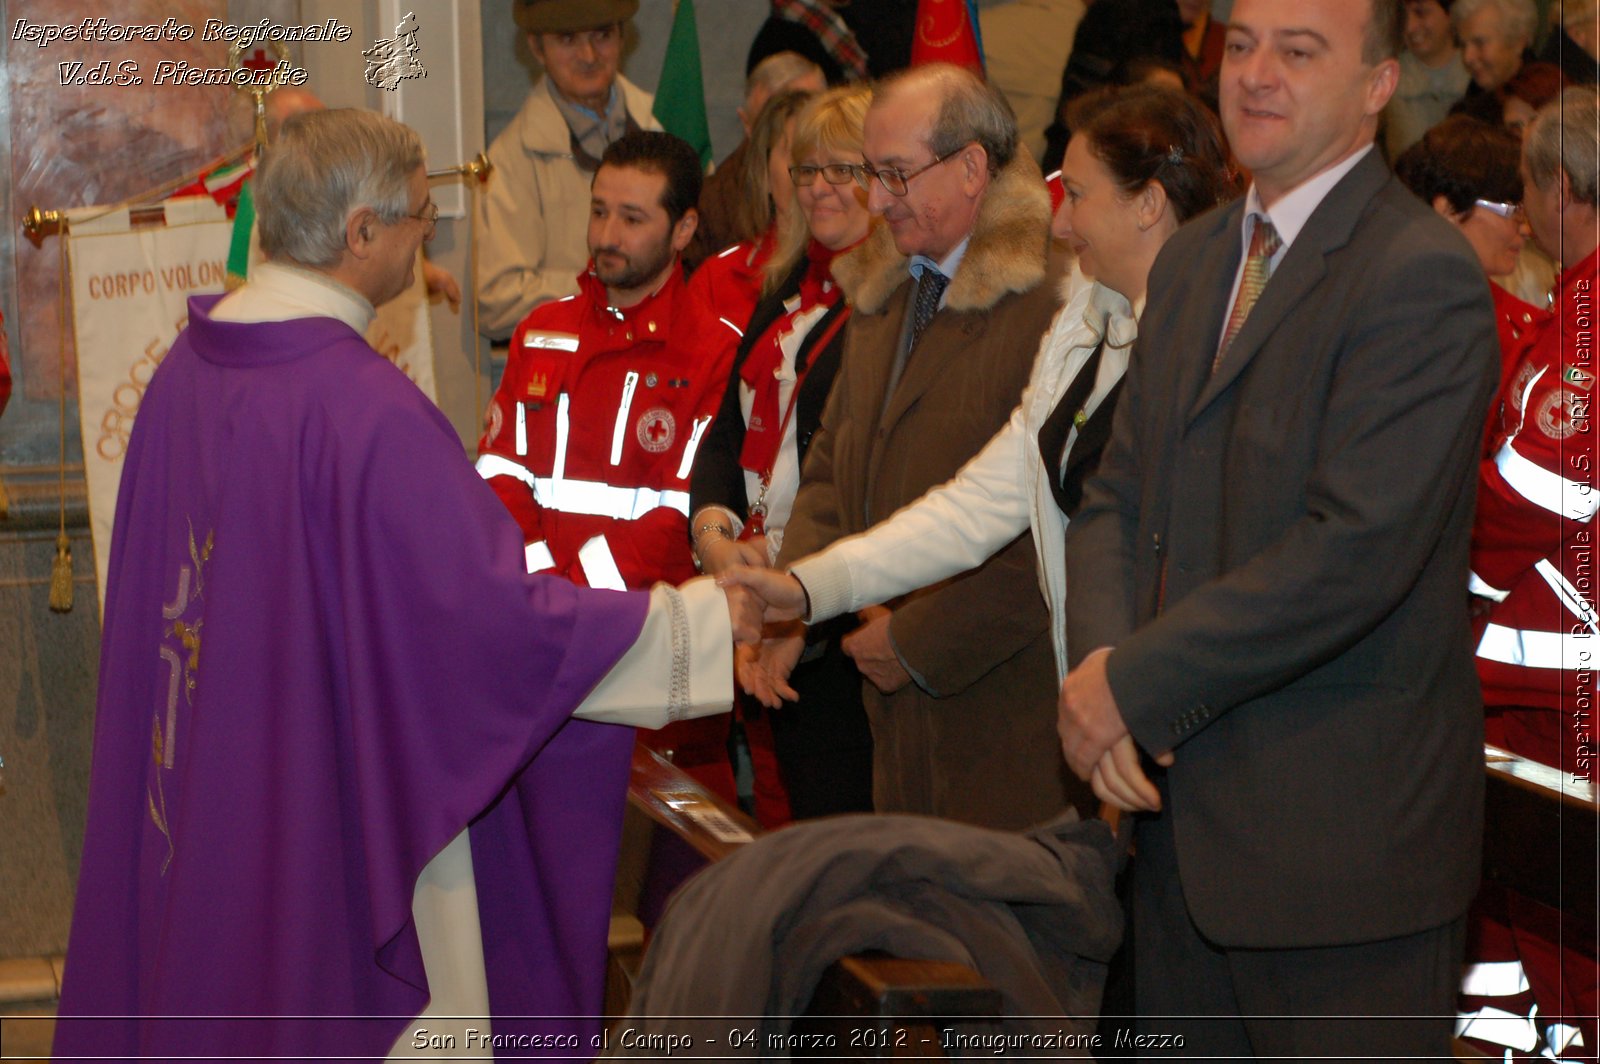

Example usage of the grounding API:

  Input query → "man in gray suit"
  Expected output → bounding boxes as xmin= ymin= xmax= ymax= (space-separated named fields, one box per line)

xmin=1059 ymin=0 xmax=1500 ymax=1054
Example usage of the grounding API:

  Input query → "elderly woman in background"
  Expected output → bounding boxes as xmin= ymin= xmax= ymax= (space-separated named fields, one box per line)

xmin=689 ymin=84 xmax=877 ymax=821
xmin=726 ymin=84 xmax=1239 ymax=813
xmin=1394 ymin=115 xmax=1544 ymax=414
xmin=688 ymin=89 xmax=816 ymax=334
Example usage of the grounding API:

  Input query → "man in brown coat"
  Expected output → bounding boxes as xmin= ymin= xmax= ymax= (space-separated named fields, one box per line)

xmin=771 ymin=64 xmax=1079 ymax=829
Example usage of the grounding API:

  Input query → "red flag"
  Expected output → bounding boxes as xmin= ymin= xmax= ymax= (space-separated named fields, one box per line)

xmin=911 ymin=0 xmax=985 ymax=74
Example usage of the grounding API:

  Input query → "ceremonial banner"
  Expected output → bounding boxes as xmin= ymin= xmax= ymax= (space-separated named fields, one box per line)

xmin=365 ymin=262 xmax=439 ymax=408
xmin=68 ymin=196 xmax=439 ymax=611
xmin=67 ymin=197 xmax=234 ymax=613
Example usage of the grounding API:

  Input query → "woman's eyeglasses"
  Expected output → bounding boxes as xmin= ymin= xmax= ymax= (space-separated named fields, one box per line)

xmin=788 ymin=163 xmax=859 ymax=187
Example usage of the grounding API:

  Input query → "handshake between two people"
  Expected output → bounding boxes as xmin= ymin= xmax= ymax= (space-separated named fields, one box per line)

xmin=713 ymin=565 xmax=818 ymax=710
xmin=714 ymin=566 xmax=1173 ymax=815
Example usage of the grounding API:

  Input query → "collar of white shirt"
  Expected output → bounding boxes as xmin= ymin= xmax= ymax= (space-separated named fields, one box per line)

xmin=1240 ymin=142 xmax=1375 ymax=264
xmin=211 ymin=260 xmax=376 ymax=334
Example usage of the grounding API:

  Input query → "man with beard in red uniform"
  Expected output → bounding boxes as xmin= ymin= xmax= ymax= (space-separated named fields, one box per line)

xmin=477 ymin=130 xmax=743 ymax=792
xmin=1461 ymin=86 xmax=1599 ymax=1062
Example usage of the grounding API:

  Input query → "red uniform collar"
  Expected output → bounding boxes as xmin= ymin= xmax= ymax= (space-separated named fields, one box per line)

xmin=577 ymin=260 xmax=685 ymax=337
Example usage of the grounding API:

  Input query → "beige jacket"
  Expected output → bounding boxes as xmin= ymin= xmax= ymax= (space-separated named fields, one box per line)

xmin=476 ymin=75 xmax=658 ymax=339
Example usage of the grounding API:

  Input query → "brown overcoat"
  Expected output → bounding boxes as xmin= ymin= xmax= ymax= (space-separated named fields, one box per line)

xmin=778 ymin=154 xmax=1086 ymax=829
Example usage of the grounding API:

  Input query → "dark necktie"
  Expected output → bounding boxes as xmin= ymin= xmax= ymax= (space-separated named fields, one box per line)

xmin=909 ymin=267 xmax=948 ymax=351
xmin=1037 ymin=341 xmax=1104 ymax=516
xmin=1214 ymin=217 xmax=1281 ymax=371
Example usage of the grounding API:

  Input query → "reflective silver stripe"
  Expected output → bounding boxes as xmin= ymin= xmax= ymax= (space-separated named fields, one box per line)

xmin=477 ymin=456 xmax=688 ymax=518
xmin=610 ymin=371 xmax=640 ymax=466
xmin=1456 ymin=1006 xmax=1541 ymax=1052
xmin=1469 ymin=570 xmax=1511 ymax=602
xmin=514 ymin=401 xmax=527 ymax=456
xmin=475 ymin=453 xmax=538 ymax=490
xmin=1535 ymin=558 xmax=1600 ymax=634
xmin=1548 ymin=1023 xmax=1584 ymax=1054
xmin=521 ymin=331 xmax=579 ymax=351
xmin=1494 ymin=440 xmax=1599 ymax=521
xmin=531 ymin=477 xmax=689 ymax=519
xmin=577 ymin=534 xmax=626 ymax=591
xmin=718 ymin=316 xmax=745 ymax=338
xmin=1512 ymin=364 xmax=1548 ymax=436
xmin=552 ymin=393 xmax=571 ymax=485
xmin=675 ymin=414 xmax=713 ymax=480
xmin=1461 ymin=960 xmax=1530 ymax=998
xmin=1476 ymin=623 xmax=1594 ymax=669
xmin=524 ymin=540 xmax=555 ymax=573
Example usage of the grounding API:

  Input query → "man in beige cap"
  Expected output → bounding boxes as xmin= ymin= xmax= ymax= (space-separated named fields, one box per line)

xmin=478 ymin=0 xmax=660 ymax=339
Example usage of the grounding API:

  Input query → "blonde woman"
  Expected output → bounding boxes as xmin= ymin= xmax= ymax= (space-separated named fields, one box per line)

xmin=688 ymin=84 xmax=878 ymax=819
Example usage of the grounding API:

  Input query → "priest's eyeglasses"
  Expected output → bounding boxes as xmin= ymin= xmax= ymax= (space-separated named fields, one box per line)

xmin=854 ymin=151 xmax=957 ymax=197
xmin=789 ymin=163 xmax=859 ymax=187
xmin=407 ymin=200 xmax=440 ymax=238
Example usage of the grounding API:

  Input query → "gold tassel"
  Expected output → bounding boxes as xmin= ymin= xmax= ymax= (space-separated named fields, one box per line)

xmin=49 ymin=531 xmax=73 ymax=612
xmin=0 ymin=472 xmax=9 ymax=519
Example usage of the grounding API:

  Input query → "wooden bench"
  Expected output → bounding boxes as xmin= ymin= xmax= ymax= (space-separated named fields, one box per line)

xmin=612 ymin=745 xmax=1002 ymax=1058
xmin=1480 ymin=743 xmax=1597 ymax=935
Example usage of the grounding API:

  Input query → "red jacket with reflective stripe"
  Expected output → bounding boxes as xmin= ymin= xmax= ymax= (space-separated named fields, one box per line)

xmin=1473 ymin=246 xmax=1597 ymax=709
xmin=477 ymin=264 xmax=740 ymax=589
xmin=686 ymin=231 xmax=771 ymax=339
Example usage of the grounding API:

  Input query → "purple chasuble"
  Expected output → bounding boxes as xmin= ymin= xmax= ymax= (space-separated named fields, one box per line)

xmin=53 ymin=297 xmax=646 ymax=1062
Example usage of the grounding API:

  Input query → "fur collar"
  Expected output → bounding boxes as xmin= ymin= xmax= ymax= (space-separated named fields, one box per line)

xmin=833 ymin=152 xmax=1052 ymax=315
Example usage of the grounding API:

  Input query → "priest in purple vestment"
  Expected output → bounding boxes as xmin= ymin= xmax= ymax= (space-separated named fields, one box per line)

xmin=53 ymin=108 xmax=755 ymax=1064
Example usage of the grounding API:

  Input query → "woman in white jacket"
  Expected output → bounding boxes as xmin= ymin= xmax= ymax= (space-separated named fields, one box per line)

xmin=728 ymin=85 xmax=1238 ymax=777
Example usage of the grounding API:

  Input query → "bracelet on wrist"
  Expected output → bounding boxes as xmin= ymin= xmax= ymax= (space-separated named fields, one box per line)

xmin=691 ymin=522 xmax=735 ymax=572
xmin=693 ymin=522 xmax=734 ymax=547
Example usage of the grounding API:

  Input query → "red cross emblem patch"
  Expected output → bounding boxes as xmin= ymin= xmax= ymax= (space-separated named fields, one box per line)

xmin=636 ymin=407 xmax=676 ymax=453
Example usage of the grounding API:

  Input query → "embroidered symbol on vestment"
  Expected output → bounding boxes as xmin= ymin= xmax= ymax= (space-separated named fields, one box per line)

xmin=150 ymin=521 xmax=213 ymax=875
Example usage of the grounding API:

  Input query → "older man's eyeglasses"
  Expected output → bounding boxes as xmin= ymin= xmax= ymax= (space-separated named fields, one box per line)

xmin=406 ymin=200 xmax=440 ymax=237
xmin=1474 ymin=199 xmax=1523 ymax=222
xmin=854 ymin=151 xmax=956 ymax=197
xmin=789 ymin=163 xmax=859 ymax=187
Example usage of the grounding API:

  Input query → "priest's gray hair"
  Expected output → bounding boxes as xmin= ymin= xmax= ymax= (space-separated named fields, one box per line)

xmin=1524 ymin=88 xmax=1600 ymax=208
xmin=255 ymin=108 xmax=425 ymax=268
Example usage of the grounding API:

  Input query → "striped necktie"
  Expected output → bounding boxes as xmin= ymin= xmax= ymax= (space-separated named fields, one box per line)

xmin=910 ymin=267 xmax=948 ymax=351
xmin=1214 ymin=217 xmax=1281 ymax=371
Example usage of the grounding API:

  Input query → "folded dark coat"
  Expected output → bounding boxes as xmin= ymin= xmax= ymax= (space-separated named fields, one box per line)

xmin=608 ymin=812 xmax=1123 ymax=1059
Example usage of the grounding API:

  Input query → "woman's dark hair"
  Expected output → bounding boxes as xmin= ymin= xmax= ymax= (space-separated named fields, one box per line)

xmin=1393 ymin=115 xmax=1522 ymax=216
xmin=1064 ymin=85 xmax=1239 ymax=223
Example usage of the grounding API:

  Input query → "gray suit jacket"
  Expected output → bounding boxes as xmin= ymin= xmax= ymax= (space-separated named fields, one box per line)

xmin=1064 ymin=149 xmax=1500 ymax=948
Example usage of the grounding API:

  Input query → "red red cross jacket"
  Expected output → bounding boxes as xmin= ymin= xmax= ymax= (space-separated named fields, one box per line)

xmin=1472 ymin=246 xmax=1598 ymax=711
xmin=686 ymin=230 xmax=772 ymax=339
xmin=476 ymin=264 xmax=741 ymax=590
